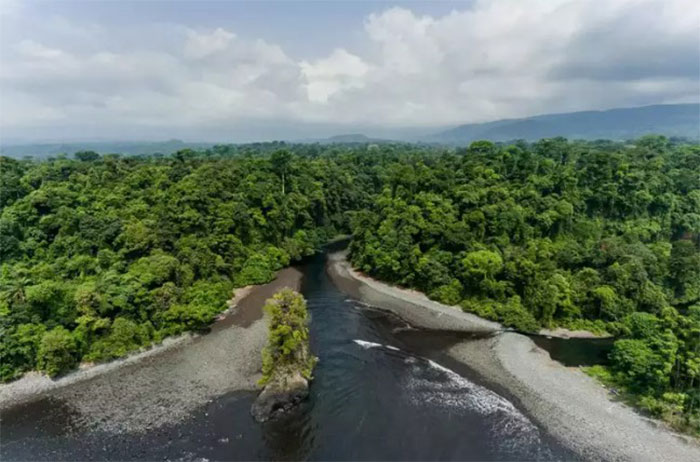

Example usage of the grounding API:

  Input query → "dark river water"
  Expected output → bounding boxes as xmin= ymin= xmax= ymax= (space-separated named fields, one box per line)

xmin=1 ymin=252 xmax=580 ymax=461
xmin=530 ymin=336 xmax=613 ymax=367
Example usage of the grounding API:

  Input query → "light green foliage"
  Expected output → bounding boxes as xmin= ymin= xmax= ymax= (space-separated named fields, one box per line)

xmin=461 ymin=250 xmax=503 ymax=282
xmin=235 ymin=247 xmax=291 ymax=286
xmin=159 ymin=279 xmax=233 ymax=335
xmin=525 ymin=272 xmax=576 ymax=326
xmin=74 ymin=282 xmax=104 ymax=315
xmin=37 ymin=326 xmax=78 ymax=377
xmin=583 ymin=364 xmax=615 ymax=383
xmin=0 ymin=323 xmax=45 ymax=381
xmin=559 ymin=318 xmax=610 ymax=336
xmin=85 ymin=317 xmax=152 ymax=361
xmin=495 ymin=296 xmax=540 ymax=333
xmin=460 ymin=296 xmax=539 ymax=332
xmin=460 ymin=298 xmax=499 ymax=322
xmin=259 ymin=289 xmax=317 ymax=386
xmin=592 ymin=285 xmax=623 ymax=320
xmin=429 ymin=279 xmax=463 ymax=306
xmin=611 ymin=339 xmax=667 ymax=391
xmin=128 ymin=252 xmax=180 ymax=287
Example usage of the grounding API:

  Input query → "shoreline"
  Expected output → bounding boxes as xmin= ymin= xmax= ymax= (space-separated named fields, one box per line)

xmin=327 ymin=251 xmax=502 ymax=334
xmin=539 ymin=327 xmax=612 ymax=339
xmin=0 ymin=284 xmax=256 ymax=412
xmin=327 ymin=250 xmax=700 ymax=462
xmin=329 ymin=251 xmax=608 ymax=340
xmin=0 ymin=267 xmax=302 ymax=433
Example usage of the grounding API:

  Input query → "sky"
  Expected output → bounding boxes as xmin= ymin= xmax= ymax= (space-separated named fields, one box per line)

xmin=0 ymin=0 xmax=698 ymax=142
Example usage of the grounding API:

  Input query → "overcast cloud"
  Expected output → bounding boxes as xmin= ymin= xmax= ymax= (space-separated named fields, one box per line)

xmin=0 ymin=0 xmax=698 ymax=142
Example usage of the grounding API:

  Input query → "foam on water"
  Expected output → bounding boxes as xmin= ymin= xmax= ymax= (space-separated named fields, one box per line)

xmin=406 ymin=359 xmax=545 ymax=456
xmin=353 ymin=338 xmax=547 ymax=458
xmin=346 ymin=299 xmax=373 ymax=308
xmin=353 ymin=339 xmax=401 ymax=351
xmin=353 ymin=339 xmax=383 ymax=349
xmin=422 ymin=359 xmax=526 ymax=419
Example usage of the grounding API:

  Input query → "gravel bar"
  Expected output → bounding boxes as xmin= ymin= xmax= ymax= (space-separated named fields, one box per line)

xmin=0 ymin=267 xmax=302 ymax=433
xmin=328 ymin=251 xmax=501 ymax=334
xmin=328 ymin=250 xmax=700 ymax=462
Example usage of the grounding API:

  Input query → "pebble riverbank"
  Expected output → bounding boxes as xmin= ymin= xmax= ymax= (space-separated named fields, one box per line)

xmin=0 ymin=268 xmax=302 ymax=433
xmin=327 ymin=250 xmax=700 ymax=462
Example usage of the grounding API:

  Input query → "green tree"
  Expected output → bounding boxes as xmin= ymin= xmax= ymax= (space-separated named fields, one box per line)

xmin=74 ymin=151 xmax=100 ymax=162
xmin=260 ymin=289 xmax=316 ymax=385
xmin=37 ymin=327 xmax=78 ymax=377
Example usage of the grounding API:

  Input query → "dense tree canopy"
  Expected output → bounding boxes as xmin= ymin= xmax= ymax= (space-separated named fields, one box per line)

xmin=1 ymin=136 xmax=698 ymax=432
xmin=348 ymin=136 xmax=700 ymax=433
xmin=0 ymin=145 xmax=383 ymax=381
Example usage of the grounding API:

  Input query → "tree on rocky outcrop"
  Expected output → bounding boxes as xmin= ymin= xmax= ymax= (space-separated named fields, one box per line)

xmin=252 ymin=289 xmax=317 ymax=422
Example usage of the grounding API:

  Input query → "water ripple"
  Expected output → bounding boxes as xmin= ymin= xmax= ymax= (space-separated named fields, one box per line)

xmin=352 ymin=338 xmax=551 ymax=460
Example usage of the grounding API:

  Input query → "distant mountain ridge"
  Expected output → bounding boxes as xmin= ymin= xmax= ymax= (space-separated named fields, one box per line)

xmin=2 ymin=104 xmax=697 ymax=158
xmin=326 ymin=133 xmax=373 ymax=143
xmin=298 ymin=133 xmax=397 ymax=144
xmin=430 ymin=104 xmax=700 ymax=144
xmin=0 ymin=139 xmax=214 ymax=159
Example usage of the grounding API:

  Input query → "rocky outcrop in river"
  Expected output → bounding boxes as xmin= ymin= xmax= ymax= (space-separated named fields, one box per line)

xmin=251 ymin=370 xmax=309 ymax=422
xmin=251 ymin=289 xmax=316 ymax=422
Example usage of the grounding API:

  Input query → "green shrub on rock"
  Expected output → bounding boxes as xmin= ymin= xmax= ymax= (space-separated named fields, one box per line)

xmin=253 ymin=288 xmax=317 ymax=422
xmin=259 ymin=289 xmax=317 ymax=386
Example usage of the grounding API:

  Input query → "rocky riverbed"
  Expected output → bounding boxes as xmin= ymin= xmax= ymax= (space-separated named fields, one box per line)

xmin=0 ymin=268 xmax=302 ymax=433
xmin=328 ymin=250 xmax=700 ymax=462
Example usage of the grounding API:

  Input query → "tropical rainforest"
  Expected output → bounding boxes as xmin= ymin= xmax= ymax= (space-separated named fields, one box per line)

xmin=1 ymin=136 xmax=698 ymax=432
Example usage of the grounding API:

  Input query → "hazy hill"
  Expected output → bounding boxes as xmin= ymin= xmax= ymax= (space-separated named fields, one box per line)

xmin=3 ymin=105 xmax=698 ymax=157
xmin=297 ymin=133 xmax=398 ymax=144
xmin=430 ymin=104 xmax=700 ymax=144
xmin=0 ymin=139 xmax=214 ymax=159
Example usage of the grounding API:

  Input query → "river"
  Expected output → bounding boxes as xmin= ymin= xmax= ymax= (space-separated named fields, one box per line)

xmin=0 ymin=251 xmax=578 ymax=461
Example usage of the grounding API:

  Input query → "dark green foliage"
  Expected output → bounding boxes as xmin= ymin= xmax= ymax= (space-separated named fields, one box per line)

xmin=1 ymin=137 xmax=698 ymax=432
xmin=0 ymin=145 xmax=380 ymax=379
xmin=74 ymin=151 xmax=100 ymax=162
xmin=348 ymin=137 xmax=700 ymax=432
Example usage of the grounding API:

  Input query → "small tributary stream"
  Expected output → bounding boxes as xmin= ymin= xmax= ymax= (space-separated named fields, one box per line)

xmin=1 ymin=251 xmax=590 ymax=461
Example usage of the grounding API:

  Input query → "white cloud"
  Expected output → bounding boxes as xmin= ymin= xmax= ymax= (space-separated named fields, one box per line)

xmin=365 ymin=7 xmax=441 ymax=75
xmin=184 ymin=28 xmax=236 ymax=59
xmin=0 ymin=0 xmax=22 ymax=17
xmin=1 ymin=0 xmax=698 ymax=140
xmin=300 ymin=48 xmax=370 ymax=102
xmin=15 ymin=40 xmax=68 ymax=60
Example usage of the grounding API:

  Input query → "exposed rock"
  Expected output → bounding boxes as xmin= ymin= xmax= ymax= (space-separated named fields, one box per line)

xmin=250 ymin=288 xmax=316 ymax=422
xmin=251 ymin=370 xmax=309 ymax=422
